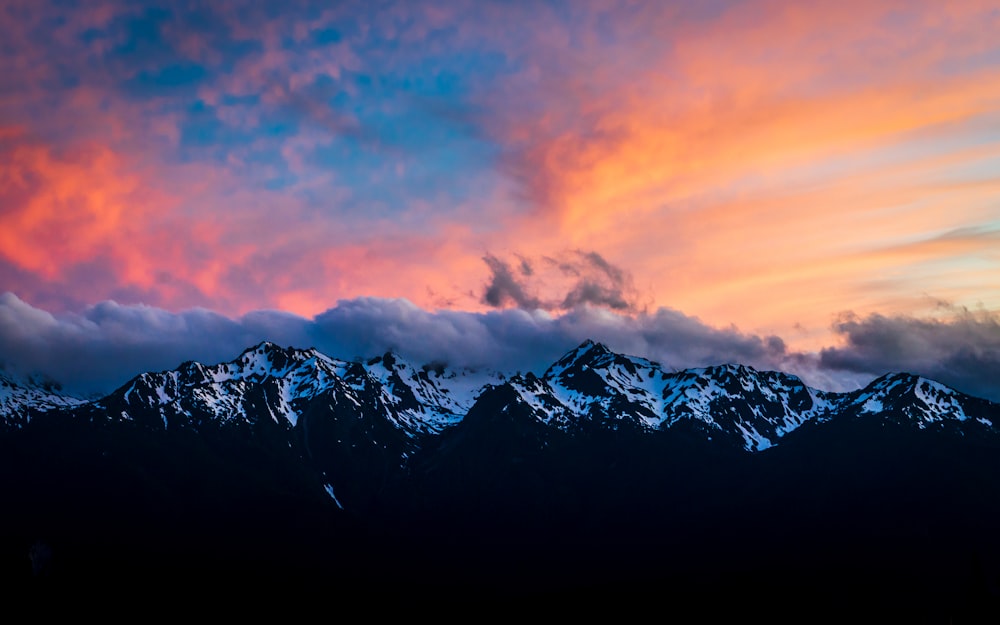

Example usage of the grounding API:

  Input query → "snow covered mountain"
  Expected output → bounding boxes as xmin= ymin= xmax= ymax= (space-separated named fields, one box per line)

xmin=493 ymin=340 xmax=998 ymax=451
xmin=3 ymin=339 xmax=1000 ymax=604
xmin=7 ymin=339 xmax=997 ymax=452
xmin=10 ymin=337 xmax=995 ymax=516
xmin=0 ymin=370 xmax=84 ymax=430
xmin=79 ymin=341 xmax=501 ymax=437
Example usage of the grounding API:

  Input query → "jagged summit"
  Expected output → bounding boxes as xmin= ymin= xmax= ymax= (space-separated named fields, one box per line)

xmin=846 ymin=370 xmax=998 ymax=430
xmin=546 ymin=339 xmax=613 ymax=371
xmin=234 ymin=341 xmax=330 ymax=374
xmin=4 ymin=340 xmax=998 ymax=450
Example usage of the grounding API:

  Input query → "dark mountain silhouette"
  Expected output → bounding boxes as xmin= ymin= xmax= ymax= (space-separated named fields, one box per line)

xmin=1 ymin=341 xmax=998 ymax=617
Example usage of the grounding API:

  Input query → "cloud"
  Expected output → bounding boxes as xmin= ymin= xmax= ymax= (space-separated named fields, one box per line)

xmin=481 ymin=254 xmax=543 ymax=310
xmin=820 ymin=309 xmax=1000 ymax=402
xmin=5 ymin=292 xmax=999 ymax=402
xmin=0 ymin=291 xmax=810 ymax=399
xmin=557 ymin=251 xmax=636 ymax=311
xmin=0 ymin=292 xmax=285 ymax=397
xmin=481 ymin=250 xmax=640 ymax=313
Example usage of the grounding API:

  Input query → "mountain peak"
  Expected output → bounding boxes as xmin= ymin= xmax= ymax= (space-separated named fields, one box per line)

xmin=547 ymin=340 xmax=613 ymax=374
xmin=858 ymin=372 xmax=924 ymax=400
xmin=870 ymin=371 xmax=920 ymax=386
xmin=1 ymin=369 xmax=86 ymax=426
xmin=236 ymin=341 xmax=329 ymax=366
xmin=578 ymin=338 xmax=611 ymax=354
xmin=703 ymin=362 xmax=759 ymax=379
xmin=241 ymin=340 xmax=287 ymax=357
xmin=366 ymin=351 xmax=408 ymax=369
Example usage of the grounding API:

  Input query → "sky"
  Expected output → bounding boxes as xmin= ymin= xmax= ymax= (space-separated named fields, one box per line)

xmin=1 ymin=0 xmax=999 ymax=400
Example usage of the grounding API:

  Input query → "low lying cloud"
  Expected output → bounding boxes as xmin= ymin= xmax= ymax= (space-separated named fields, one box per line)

xmin=820 ymin=309 xmax=1000 ymax=401
xmin=1 ymin=292 xmax=997 ymax=403
xmin=0 ymin=291 xmax=786 ymax=398
xmin=481 ymin=250 xmax=640 ymax=312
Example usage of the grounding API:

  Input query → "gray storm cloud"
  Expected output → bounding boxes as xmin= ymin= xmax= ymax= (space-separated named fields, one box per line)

xmin=481 ymin=254 xmax=543 ymax=310
xmin=481 ymin=250 xmax=640 ymax=312
xmin=1 ymin=291 xmax=997 ymax=402
xmin=820 ymin=309 xmax=1000 ymax=402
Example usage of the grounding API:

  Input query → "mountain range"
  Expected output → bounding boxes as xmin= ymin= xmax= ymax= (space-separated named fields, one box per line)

xmin=2 ymin=340 xmax=999 ymax=615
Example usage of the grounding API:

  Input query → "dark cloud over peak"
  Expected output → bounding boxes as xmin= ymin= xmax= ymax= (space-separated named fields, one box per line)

xmin=0 ymin=291 xmax=802 ymax=398
xmin=481 ymin=249 xmax=639 ymax=313
xmin=481 ymin=254 xmax=543 ymax=310
xmin=2 ymin=292 xmax=997 ymax=403
xmin=820 ymin=308 xmax=1000 ymax=401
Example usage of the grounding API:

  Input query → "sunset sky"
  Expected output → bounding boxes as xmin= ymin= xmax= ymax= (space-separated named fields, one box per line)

xmin=1 ymin=0 xmax=999 ymax=400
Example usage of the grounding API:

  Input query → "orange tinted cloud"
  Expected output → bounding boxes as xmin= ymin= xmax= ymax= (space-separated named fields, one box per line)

xmin=481 ymin=0 xmax=1000 ymax=347
xmin=0 ymin=131 xmax=154 ymax=278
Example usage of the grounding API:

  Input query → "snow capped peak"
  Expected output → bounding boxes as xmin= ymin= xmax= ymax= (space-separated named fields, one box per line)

xmin=549 ymin=340 xmax=610 ymax=368
xmin=853 ymin=372 xmax=924 ymax=405
xmin=237 ymin=341 xmax=305 ymax=369
xmin=847 ymin=371 xmax=990 ymax=429
xmin=226 ymin=342 xmax=342 ymax=383
xmin=704 ymin=363 xmax=753 ymax=377
xmin=869 ymin=371 xmax=919 ymax=389
xmin=576 ymin=339 xmax=613 ymax=358
xmin=240 ymin=340 xmax=285 ymax=357
xmin=0 ymin=370 xmax=85 ymax=427
xmin=544 ymin=341 xmax=635 ymax=385
xmin=102 ymin=342 xmax=352 ymax=430
xmin=35 ymin=338 xmax=998 ymax=454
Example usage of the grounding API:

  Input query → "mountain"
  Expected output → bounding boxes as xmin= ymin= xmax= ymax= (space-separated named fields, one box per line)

xmin=8 ymin=339 xmax=994 ymax=451
xmin=76 ymin=341 xmax=495 ymax=436
xmin=2 ymin=340 xmax=999 ymax=614
xmin=0 ymin=370 xmax=84 ymax=431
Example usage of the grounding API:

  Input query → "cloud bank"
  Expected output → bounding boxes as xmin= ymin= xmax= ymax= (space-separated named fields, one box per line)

xmin=820 ymin=309 xmax=1000 ymax=403
xmin=3 ymin=292 xmax=996 ymax=402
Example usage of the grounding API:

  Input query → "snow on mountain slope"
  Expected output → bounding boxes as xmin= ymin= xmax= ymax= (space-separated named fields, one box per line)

xmin=543 ymin=340 xmax=668 ymax=428
xmin=538 ymin=340 xmax=839 ymax=450
xmin=502 ymin=373 xmax=579 ymax=428
xmin=541 ymin=341 xmax=998 ymax=450
xmin=657 ymin=364 xmax=839 ymax=451
xmin=97 ymin=341 xmax=505 ymax=437
xmin=16 ymin=339 xmax=997 ymax=455
xmin=843 ymin=372 xmax=996 ymax=431
xmin=0 ymin=371 xmax=85 ymax=428
xmin=102 ymin=342 xmax=348 ymax=429
xmin=343 ymin=353 xmax=505 ymax=434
